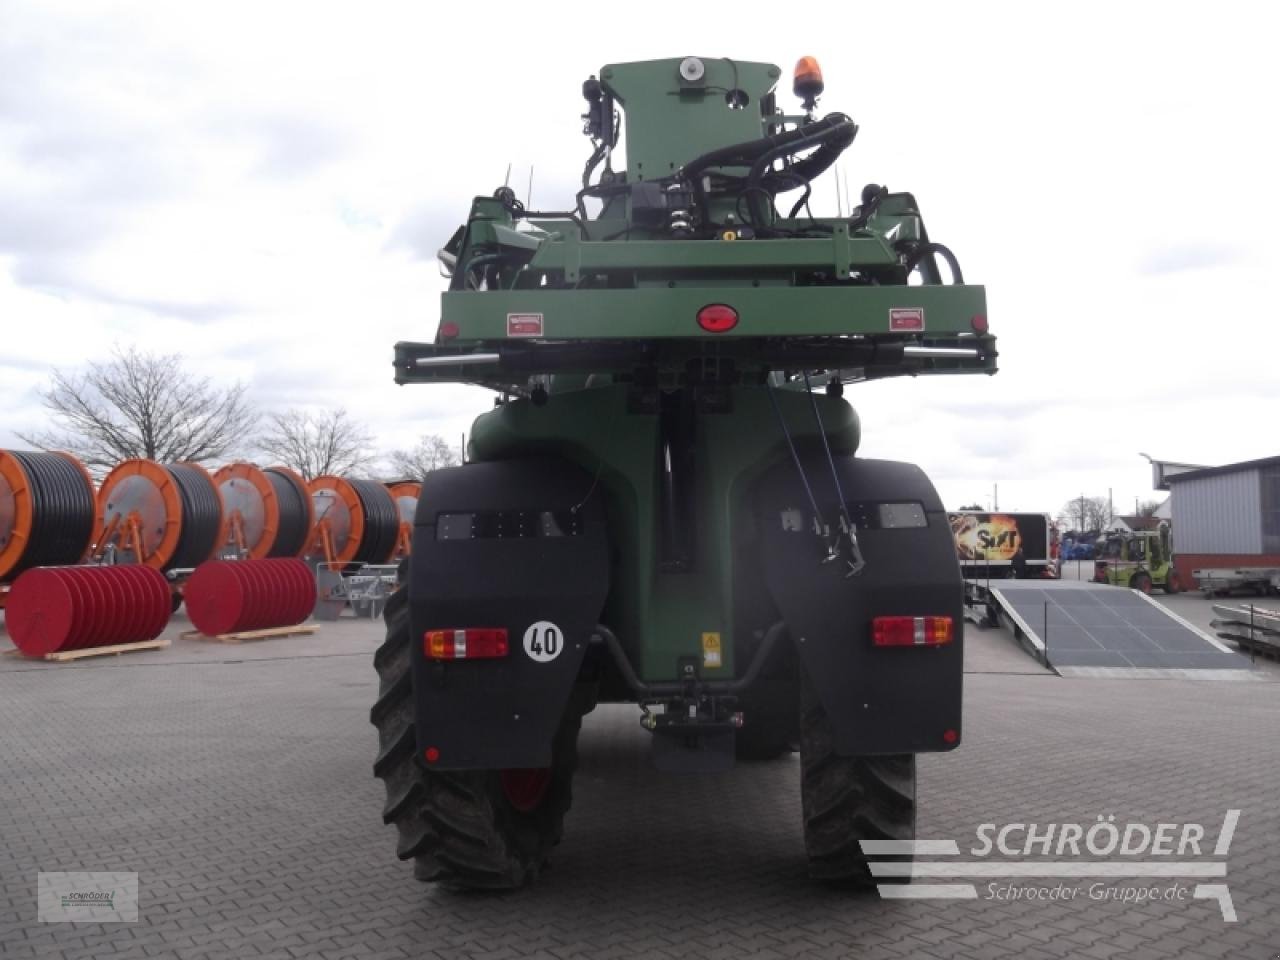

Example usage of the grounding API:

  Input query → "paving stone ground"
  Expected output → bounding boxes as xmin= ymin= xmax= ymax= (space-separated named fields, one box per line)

xmin=1 ymin=594 xmax=1278 ymax=960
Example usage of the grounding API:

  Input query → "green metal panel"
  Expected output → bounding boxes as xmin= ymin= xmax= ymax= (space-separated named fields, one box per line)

xmin=601 ymin=59 xmax=780 ymax=180
xmin=468 ymin=383 xmax=858 ymax=682
xmin=441 ymin=283 xmax=987 ymax=340
xmin=527 ymin=228 xmax=896 ymax=280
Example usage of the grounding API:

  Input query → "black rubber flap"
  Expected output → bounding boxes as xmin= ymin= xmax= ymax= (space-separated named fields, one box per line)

xmin=409 ymin=457 xmax=609 ymax=769
xmin=753 ymin=455 xmax=964 ymax=755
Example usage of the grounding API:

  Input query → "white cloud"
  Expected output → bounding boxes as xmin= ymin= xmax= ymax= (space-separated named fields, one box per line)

xmin=1 ymin=0 xmax=1277 ymax=511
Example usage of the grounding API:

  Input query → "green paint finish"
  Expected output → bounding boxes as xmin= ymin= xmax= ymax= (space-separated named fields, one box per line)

xmin=442 ymin=283 xmax=986 ymax=341
xmin=600 ymin=59 xmax=780 ymax=180
xmin=398 ymin=56 xmax=995 ymax=687
xmin=469 ymin=384 xmax=857 ymax=681
xmin=527 ymin=227 xmax=895 ymax=281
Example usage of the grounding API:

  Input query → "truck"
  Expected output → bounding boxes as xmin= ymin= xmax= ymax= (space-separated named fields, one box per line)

xmin=1092 ymin=525 xmax=1180 ymax=593
xmin=371 ymin=55 xmax=995 ymax=889
xmin=948 ymin=511 xmax=1053 ymax=579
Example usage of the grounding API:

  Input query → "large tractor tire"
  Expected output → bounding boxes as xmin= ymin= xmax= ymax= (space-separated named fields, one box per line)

xmin=371 ymin=585 xmax=581 ymax=889
xmin=800 ymin=673 xmax=916 ymax=885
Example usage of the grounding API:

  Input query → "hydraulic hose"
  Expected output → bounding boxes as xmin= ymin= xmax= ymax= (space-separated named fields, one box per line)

xmin=745 ymin=115 xmax=855 ymax=226
xmin=681 ymin=113 xmax=856 ymax=226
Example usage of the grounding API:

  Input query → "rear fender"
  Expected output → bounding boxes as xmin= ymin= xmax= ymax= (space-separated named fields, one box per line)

xmin=753 ymin=456 xmax=963 ymax=755
xmin=409 ymin=458 xmax=609 ymax=769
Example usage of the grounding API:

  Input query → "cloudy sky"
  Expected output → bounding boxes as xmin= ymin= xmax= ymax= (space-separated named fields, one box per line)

xmin=2 ymin=1 xmax=1276 ymax=516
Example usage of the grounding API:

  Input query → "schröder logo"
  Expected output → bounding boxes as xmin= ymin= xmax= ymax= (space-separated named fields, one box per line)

xmin=861 ymin=809 xmax=1240 ymax=921
xmin=972 ymin=815 xmax=1212 ymax=858
xmin=38 ymin=872 xmax=138 ymax=923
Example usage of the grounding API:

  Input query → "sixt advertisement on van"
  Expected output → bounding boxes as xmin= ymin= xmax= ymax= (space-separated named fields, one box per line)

xmin=948 ymin=511 xmax=1051 ymax=572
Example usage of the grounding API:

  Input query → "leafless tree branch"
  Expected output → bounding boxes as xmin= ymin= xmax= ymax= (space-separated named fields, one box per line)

xmin=256 ymin=408 xmax=376 ymax=481
xmin=17 ymin=346 xmax=255 ymax=473
xmin=385 ymin=434 xmax=460 ymax=480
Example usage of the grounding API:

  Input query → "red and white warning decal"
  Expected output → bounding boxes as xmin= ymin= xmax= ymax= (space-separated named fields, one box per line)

xmin=507 ymin=312 xmax=544 ymax=337
xmin=523 ymin=621 xmax=564 ymax=663
xmin=889 ymin=307 xmax=925 ymax=331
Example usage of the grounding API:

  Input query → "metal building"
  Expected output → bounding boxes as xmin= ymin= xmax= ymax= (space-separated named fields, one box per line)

xmin=1167 ymin=455 xmax=1280 ymax=588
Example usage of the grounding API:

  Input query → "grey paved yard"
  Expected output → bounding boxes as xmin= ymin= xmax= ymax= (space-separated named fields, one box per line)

xmin=1 ymin=597 xmax=1278 ymax=960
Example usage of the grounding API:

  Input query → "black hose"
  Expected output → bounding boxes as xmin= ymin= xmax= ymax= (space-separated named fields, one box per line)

xmin=348 ymin=479 xmax=399 ymax=564
xmin=4 ymin=451 xmax=96 ymax=578
xmin=745 ymin=117 xmax=855 ymax=227
xmin=905 ymin=242 xmax=965 ymax=285
xmin=265 ymin=468 xmax=310 ymax=558
xmin=167 ymin=464 xmax=222 ymax=569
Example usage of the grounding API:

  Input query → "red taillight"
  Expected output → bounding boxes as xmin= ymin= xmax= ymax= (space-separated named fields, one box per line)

xmin=438 ymin=321 xmax=459 ymax=340
xmin=872 ymin=616 xmax=953 ymax=647
xmin=697 ymin=303 xmax=738 ymax=333
xmin=424 ymin=628 xmax=509 ymax=660
xmin=971 ymin=314 xmax=988 ymax=334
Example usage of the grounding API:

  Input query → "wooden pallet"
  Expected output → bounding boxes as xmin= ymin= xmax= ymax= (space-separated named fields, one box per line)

xmin=180 ymin=624 xmax=317 ymax=644
xmin=3 ymin=638 xmax=172 ymax=662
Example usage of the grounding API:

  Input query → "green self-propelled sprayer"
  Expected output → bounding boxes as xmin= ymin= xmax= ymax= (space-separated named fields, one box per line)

xmin=374 ymin=55 xmax=995 ymax=889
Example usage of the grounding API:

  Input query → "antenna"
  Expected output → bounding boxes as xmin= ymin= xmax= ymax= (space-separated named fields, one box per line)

xmin=842 ymin=168 xmax=852 ymax=217
xmin=503 ymin=163 xmax=512 ymax=188
xmin=527 ymin=165 xmax=534 ymax=208
xmin=834 ymin=164 xmax=843 ymax=217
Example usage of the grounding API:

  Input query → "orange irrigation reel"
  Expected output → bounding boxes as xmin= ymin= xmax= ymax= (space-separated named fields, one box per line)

xmin=305 ymin=476 xmax=399 ymax=568
xmin=212 ymin=463 xmax=314 ymax=560
xmin=93 ymin=459 xmax=222 ymax=571
xmin=0 ymin=450 xmax=98 ymax=607
xmin=306 ymin=475 xmax=401 ymax=620
xmin=386 ymin=481 xmax=421 ymax=560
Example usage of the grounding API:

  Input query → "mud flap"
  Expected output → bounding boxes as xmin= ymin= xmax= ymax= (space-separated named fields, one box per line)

xmin=753 ymin=456 xmax=962 ymax=755
xmin=409 ymin=458 xmax=609 ymax=769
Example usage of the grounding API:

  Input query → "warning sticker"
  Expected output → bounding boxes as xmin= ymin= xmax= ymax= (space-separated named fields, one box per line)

xmin=507 ymin=313 xmax=544 ymax=337
xmin=523 ymin=621 xmax=564 ymax=663
xmin=701 ymin=632 xmax=722 ymax=668
xmin=889 ymin=307 xmax=925 ymax=331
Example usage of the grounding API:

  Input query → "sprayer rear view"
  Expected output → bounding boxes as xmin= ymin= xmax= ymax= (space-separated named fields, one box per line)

xmin=372 ymin=55 xmax=996 ymax=889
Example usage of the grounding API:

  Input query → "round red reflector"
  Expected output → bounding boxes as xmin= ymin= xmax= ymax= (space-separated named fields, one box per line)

xmin=425 ymin=746 xmax=440 ymax=763
xmin=438 ymin=322 xmax=460 ymax=340
xmin=697 ymin=303 xmax=739 ymax=333
xmin=970 ymin=314 xmax=988 ymax=334
xmin=943 ymin=729 xmax=958 ymax=745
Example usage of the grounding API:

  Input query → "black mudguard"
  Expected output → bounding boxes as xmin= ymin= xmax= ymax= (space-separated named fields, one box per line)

xmin=409 ymin=458 xmax=609 ymax=769
xmin=753 ymin=456 xmax=963 ymax=755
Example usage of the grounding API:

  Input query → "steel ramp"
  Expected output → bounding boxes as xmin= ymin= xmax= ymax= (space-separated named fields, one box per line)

xmin=973 ymin=580 xmax=1256 ymax=679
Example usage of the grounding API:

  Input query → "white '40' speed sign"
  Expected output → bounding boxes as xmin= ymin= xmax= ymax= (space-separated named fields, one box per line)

xmin=523 ymin=621 xmax=564 ymax=663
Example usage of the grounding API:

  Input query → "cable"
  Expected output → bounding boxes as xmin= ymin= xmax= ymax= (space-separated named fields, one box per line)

xmin=801 ymin=371 xmax=866 ymax=576
xmin=766 ymin=384 xmax=826 ymax=536
xmin=905 ymin=241 xmax=965 ymax=284
xmin=848 ymin=184 xmax=887 ymax=232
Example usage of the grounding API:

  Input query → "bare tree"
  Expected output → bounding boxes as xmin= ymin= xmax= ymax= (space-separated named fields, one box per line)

xmin=257 ymin=408 xmax=375 ymax=480
xmin=19 ymin=346 xmax=254 ymax=471
xmin=1058 ymin=495 xmax=1111 ymax=533
xmin=1136 ymin=498 xmax=1163 ymax=517
xmin=386 ymin=434 xmax=460 ymax=479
